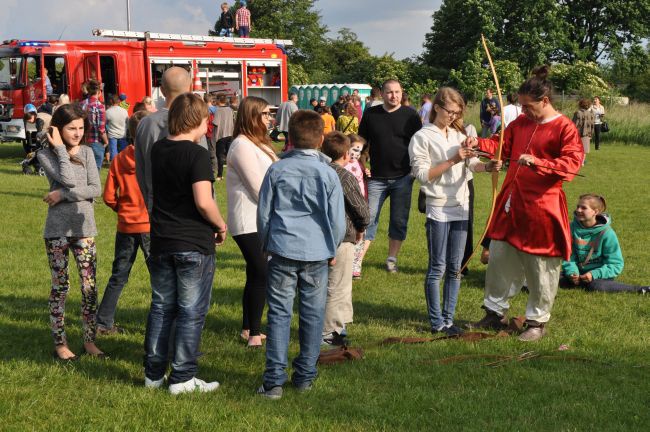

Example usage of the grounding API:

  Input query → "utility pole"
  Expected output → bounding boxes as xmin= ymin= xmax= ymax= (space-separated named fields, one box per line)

xmin=126 ymin=0 xmax=131 ymax=31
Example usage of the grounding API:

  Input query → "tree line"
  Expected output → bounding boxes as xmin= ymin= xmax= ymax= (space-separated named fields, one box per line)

xmin=211 ymin=0 xmax=650 ymax=102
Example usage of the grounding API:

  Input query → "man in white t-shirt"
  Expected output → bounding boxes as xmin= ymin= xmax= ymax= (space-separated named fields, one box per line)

xmin=502 ymin=93 xmax=522 ymax=129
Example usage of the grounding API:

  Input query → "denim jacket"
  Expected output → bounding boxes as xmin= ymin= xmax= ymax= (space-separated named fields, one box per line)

xmin=257 ymin=149 xmax=346 ymax=261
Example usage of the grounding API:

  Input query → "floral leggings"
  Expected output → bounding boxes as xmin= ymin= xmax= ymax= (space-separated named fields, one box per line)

xmin=45 ymin=237 xmax=98 ymax=345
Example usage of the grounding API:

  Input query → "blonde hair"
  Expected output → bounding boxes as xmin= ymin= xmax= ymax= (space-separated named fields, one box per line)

xmin=430 ymin=87 xmax=466 ymax=133
xmin=579 ymin=193 xmax=607 ymax=213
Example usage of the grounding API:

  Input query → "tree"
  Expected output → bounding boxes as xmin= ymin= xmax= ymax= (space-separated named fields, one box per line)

xmin=421 ymin=0 xmax=650 ymax=82
xmin=421 ymin=0 xmax=497 ymax=72
xmin=449 ymin=45 xmax=523 ymax=101
xmin=326 ymin=29 xmax=374 ymax=84
xmin=557 ymin=0 xmax=650 ymax=63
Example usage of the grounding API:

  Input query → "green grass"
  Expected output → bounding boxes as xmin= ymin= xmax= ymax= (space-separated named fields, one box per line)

xmin=1 ymin=126 xmax=649 ymax=431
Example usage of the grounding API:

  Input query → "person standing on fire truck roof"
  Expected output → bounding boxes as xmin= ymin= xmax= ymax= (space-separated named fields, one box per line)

xmin=135 ymin=67 xmax=208 ymax=214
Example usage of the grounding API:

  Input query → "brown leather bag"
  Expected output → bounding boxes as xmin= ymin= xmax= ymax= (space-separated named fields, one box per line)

xmin=318 ymin=346 xmax=364 ymax=365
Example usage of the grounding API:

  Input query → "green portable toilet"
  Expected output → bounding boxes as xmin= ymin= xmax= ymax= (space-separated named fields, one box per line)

xmin=312 ymin=85 xmax=321 ymax=103
xmin=329 ymin=85 xmax=341 ymax=104
xmin=347 ymin=84 xmax=373 ymax=110
xmin=319 ymin=85 xmax=332 ymax=105
xmin=303 ymin=86 xmax=313 ymax=109
xmin=340 ymin=84 xmax=352 ymax=97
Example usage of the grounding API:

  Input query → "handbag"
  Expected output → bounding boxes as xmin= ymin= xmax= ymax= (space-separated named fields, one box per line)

xmin=600 ymin=121 xmax=610 ymax=133
xmin=418 ymin=189 xmax=426 ymax=214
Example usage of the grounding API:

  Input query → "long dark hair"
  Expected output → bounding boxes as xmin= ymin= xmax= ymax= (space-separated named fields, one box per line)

xmin=50 ymin=103 xmax=89 ymax=165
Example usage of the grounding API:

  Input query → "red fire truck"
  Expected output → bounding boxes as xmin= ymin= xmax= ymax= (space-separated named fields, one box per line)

xmin=0 ymin=29 xmax=292 ymax=142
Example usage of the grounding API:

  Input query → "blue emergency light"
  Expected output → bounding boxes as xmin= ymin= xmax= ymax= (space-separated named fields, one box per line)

xmin=18 ymin=41 xmax=50 ymax=47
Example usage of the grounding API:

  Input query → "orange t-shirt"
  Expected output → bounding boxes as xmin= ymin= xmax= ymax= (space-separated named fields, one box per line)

xmin=322 ymin=113 xmax=336 ymax=134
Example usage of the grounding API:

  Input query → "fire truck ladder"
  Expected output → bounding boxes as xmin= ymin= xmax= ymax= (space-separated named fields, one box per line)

xmin=92 ymin=29 xmax=293 ymax=47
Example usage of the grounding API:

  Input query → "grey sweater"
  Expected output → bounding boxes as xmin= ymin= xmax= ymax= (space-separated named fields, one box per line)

xmin=37 ymin=145 xmax=101 ymax=238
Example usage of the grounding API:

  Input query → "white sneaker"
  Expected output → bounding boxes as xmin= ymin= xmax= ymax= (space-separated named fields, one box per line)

xmin=169 ymin=377 xmax=220 ymax=395
xmin=144 ymin=376 xmax=165 ymax=389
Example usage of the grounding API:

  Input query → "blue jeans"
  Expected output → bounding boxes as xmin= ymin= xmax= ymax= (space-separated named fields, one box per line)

xmin=238 ymin=26 xmax=250 ymax=37
xmin=108 ymin=137 xmax=127 ymax=160
xmin=219 ymin=28 xmax=232 ymax=37
xmin=96 ymin=232 xmax=150 ymax=329
xmin=263 ymin=254 xmax=329 ymax=388
xmin=424 ymin=218 xmax=468 ymax=330
xmin=144 ymin=251 xmax=215 ymax=384
xmin=365 ymin=175 xmax=414 ymax=241
xmin=90 ymin=142 xmax=105 ymax=172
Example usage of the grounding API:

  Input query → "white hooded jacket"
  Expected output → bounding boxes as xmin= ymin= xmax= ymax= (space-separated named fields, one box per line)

xmin=408 ymin=124 xmax=480 ymax=208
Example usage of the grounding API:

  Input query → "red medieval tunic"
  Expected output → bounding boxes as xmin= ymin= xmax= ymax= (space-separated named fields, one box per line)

xmin=478 ymin=114 xmax=583 ymax=260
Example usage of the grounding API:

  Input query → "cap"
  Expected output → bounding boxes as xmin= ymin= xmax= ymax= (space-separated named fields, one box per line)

xmin=119 ymin=93 xmax=127 ymax=101
xmin=24 ymin=104 xmax=37 ymax=113
xmin=319 ymin=96 xmax=326 ymax=101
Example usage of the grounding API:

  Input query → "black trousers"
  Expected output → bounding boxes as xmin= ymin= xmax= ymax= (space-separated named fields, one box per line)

xmin=216 ymin=137 xmax=232 ymax=178
xmin=594 ymin=124 xmax=601 ymax=150
xmin=233 ymin=232 xmax=268 ymax=336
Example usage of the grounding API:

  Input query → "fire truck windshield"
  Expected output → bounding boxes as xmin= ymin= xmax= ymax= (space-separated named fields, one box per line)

xmin=0 ymin=56 xmax=23 ymax=90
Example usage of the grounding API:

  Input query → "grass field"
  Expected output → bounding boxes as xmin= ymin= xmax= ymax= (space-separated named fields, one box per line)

xmin=0 ymin=110 xmax=649 ymax=431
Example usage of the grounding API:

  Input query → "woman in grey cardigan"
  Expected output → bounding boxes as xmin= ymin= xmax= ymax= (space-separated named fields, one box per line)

xmin=37 ymin=104 xmax=106 ymax=361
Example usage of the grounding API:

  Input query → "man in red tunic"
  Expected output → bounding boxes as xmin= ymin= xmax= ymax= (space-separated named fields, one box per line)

xmin=467 ymin=66 xmax=584 ymax=341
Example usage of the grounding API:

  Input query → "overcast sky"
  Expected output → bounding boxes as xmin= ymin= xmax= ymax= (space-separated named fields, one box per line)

xmin=0 ymin=0 xmax=440 ymax=59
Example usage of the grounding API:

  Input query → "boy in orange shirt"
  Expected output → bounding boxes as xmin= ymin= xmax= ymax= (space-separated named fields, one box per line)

xmin=96 ymin=111 xmax=151 ymax=335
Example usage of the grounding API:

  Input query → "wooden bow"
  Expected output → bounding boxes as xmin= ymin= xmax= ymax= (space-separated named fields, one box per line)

xmin=458 ymin=34 xmax=505 ymax=275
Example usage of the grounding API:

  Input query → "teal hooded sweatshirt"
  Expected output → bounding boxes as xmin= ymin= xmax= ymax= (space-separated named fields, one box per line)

xmin=561 ymin=213 xmax=624 ymax=280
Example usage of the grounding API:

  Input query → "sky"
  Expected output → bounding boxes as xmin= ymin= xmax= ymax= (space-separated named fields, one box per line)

xmin=0 ymin=0 xmax=441 ymax=60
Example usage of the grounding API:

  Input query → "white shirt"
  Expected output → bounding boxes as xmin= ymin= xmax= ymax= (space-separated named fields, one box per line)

xmin=502 ymin=104 xmax=521 ymax=129
xmin=226 ymin=135 xmax=277 ymax=236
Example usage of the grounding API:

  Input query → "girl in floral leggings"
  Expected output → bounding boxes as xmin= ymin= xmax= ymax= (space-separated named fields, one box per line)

xmin=37 ymin=104 xmax=105 ymax=361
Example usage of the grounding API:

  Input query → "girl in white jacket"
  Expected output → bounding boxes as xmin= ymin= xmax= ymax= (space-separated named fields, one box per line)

xmin=408 ymin=87 xmax=500 ymax=335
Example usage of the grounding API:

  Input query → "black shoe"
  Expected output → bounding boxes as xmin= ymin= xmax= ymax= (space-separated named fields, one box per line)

xmin=322 ymin=332 xmax=348 ymax=346
xmin=443 ymin=325 xmax=465 ymax=337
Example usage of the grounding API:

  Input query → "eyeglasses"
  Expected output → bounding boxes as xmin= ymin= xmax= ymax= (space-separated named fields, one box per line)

xmin=438 ymin=105 xmax=462 ymax=118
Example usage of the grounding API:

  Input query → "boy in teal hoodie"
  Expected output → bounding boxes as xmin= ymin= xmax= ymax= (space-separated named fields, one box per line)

xmin=562 ymin=194 xmax=648 ymax=293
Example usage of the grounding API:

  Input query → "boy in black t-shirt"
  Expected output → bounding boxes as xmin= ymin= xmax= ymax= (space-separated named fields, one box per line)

xmin=144 ymin=93 xmax=228 ymax=395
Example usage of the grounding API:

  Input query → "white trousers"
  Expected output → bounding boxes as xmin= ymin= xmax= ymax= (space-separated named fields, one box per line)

xmin=484 ymin=240 xmax=561 ymax=323
xmin=323 ymin=242 xmax=355 ymax=334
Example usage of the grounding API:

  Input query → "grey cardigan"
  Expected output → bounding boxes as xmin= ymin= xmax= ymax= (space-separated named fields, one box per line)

xmin=37 ymin=145 xmax=101 ymax=238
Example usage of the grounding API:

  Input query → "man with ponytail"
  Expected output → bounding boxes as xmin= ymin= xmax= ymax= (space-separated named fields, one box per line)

xmin=466 ymin=66 xmax=584 ymax=341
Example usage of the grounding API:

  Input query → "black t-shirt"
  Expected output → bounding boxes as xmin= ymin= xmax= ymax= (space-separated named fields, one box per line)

xmin=358 ymin=104 xmax=422 ymax=179
xmin=150 ymin=138 xmax=215 ymax=255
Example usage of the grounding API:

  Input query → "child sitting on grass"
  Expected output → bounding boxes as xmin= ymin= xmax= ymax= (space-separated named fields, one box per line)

xmin=256 ymin=110 xmax=346 ymax=399
xmin=320 ymin=131 xmax=370 ymax=345
xmin=561 ymin=193 xmax=648 ymax=293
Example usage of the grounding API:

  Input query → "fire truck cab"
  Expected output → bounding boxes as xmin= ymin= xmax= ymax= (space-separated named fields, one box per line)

xmin=0 ymin=29 xmax=292 ymax=142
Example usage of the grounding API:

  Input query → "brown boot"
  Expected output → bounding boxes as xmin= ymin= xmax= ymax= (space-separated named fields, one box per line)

xmin=518 ymin=322 xmax=547 ymax=342
xmin=468 ymin=308 xmax=508 ymax=330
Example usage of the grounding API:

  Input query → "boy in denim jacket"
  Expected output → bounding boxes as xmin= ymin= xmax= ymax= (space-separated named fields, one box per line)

xmin=256 ymin=110 xmax=346 ymax=399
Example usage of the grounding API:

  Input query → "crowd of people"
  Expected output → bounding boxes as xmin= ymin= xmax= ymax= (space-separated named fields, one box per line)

xmin=32 ymin=62 xmax=648 ymax=399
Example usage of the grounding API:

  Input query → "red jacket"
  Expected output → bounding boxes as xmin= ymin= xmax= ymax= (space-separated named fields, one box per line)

xmin=478 ymin=114 xmax=583 ymax=260
xmin=103 ymin=145 xmax=150 ymax=233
